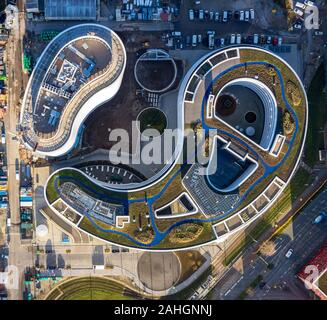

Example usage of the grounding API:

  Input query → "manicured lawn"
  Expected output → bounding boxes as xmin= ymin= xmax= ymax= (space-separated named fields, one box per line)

xmin=305 ymin=63 xmax=327 ymax=167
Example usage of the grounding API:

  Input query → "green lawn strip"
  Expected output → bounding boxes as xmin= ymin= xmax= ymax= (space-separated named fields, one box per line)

xmin=223 ymin=168 xmax=311 ymax=266
xmin=304 ymin=63 xmax=327 ymax=167
xmin=152 ymin=221 xmax=215 ymax=250
xmin=46 ymin=174 xmax=60 ymax=204
xmin=78 ymin=216 xmax=138 ymax=248
xmin=47 ymin=277 xmax=139 ymax=300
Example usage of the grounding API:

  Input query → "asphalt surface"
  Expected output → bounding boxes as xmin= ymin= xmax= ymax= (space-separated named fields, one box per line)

xmin=5 ymin=9 xmax=32 ymax=301
xmin=210 ymin=185 xmax=327 ymax=300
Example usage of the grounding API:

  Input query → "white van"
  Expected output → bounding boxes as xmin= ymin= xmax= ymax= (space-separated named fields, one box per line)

xmin=192 ymin=35 xmax=197 ymax=47
xmin=230 ymin=34 xmax=236 ymax=44
xmin=223 ymin=11 xmax=228 ymax=22
xmin=240 ymin=10 xmax=244 ymax=21
xmin=189 ymin=9 xmax=194 ymax=20
xmin=207 ymin=31 xmax=215 ymax=49
xmin=250 ymin=9 xmax=255 ymax=20
xmin=245 ymin=10 xmax=249 ymax=21
xmin=199 ymin=9 xmax=204 ymax=20
xmin=253 ymin=34 xmax=259 ymax=44
xmin=294 ymin=8 xmax=304 ymax=17
xmin=295 ymin=2 xmax=306 ymax=9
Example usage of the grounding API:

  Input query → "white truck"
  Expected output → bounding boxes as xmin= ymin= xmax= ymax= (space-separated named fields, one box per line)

xmin=207 ymin=31 xmax=215 ymax=49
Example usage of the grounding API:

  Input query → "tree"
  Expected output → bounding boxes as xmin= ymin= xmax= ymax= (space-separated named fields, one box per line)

xmin=259 ymin=240 xmax=276 ymax=257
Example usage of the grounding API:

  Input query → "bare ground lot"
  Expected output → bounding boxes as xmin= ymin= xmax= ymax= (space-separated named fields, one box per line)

xmin=135 ymin=59 xmax=176 ymax=91
xmin=82 ymin=31 xmax=183 ymax=152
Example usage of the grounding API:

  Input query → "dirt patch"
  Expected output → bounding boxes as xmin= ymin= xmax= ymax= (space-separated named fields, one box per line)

xmin=135 ymin=59 xmax=176 ymax=92
xmin=82 ymin=31 xmax=168 ymax=152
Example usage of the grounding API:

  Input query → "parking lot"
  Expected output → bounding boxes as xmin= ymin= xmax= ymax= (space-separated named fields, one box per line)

xmin=171 ymin=0 xmax=289 ymax=50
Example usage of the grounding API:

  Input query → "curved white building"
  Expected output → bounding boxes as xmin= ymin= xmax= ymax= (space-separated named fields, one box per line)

xmin=20 ymin=24 xmax=126 ymax=158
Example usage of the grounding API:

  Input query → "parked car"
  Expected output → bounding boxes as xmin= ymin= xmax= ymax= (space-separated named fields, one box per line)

xmin=245 ymin=10 xmax=250 ymax=21
xmin=222 ymin=10 xmax=228 ymax=22
xmin=234 ymin=10 xmax=240 ymax=20
xmin=250 ymin=8 xmax=255 ymax=20
xmin=189 ymin=9 xmax=194 ymax=20
xmin=240 ymin=10 xmax=244 ymax=21
xmin=304 ymin=0 xmax=315 ymax=6
xmin=294 ymin=8 xmax=304 ymax=17
xmin=230 ymin=33 xmax=236 ymax=44
xmin=192 ymin=34 xmax=197 ymax=47
xmin=253 ymin=33 xmax=259 ymax=44
xmin=272 ymin=36 xmax=278 ymax=45
xmin=199 ymin=9 xmax=204 ymax=20
xmin=295 ymin=2 xmax=306 ymax=10
xmin=214 ymin=11 xmax=219 ymax=21
xmin=209 ymin=11 xmax=214 ymax=20
xmin=236 ymin=34 xmax=241 ymax=44
xmin=198 ymin=34 xmax=202 ymax=43
xmin=266 ymin=36 xmax=272 ymax=44
xmin=207 ymin=31 xmax=215 ymax=49
xmin=278 ymin=36 xmax=283 ymax=46
xmin=260 ymin=34 xmax=266 ymax=44
xmin=220 ymin=38 xmax=225 ymax=46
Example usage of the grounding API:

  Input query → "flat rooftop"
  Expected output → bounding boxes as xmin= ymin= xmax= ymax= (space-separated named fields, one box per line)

xmin=33 ymin=37 xmax=111 ymax=134
xmin=44 ymin=0 xmax=97 ymax=20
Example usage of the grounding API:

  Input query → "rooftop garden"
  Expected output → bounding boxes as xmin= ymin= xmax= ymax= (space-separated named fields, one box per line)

xmin=44 ymin=48 xmax=307 ymax=250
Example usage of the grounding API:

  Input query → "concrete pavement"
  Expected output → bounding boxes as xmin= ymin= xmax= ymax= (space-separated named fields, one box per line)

xmin=4 ymin=9 xmax=31 ymax=300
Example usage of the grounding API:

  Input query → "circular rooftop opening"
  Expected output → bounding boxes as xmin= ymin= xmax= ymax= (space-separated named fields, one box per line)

xmin=215 ymin=94 xmax=237 ymax=116
xmin=245 ymin=111 xmax=257 ymax=123
xmin=134 ymin=49 xmax=177 ymax=93
xmin=137 ymin=107 xmax=167 ymax=137
xmin=214 ymin=82 xmax=266 ymax=146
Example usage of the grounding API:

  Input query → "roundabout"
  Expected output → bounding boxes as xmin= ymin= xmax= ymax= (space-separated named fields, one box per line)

xmin=137 ymin=252 xmax=181 ymax=291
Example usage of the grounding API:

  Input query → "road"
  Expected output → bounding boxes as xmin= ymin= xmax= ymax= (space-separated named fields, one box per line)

xmin=4 ymin=6 xmax=32 ymax=300
xmin=209 ymin=185 xmax=327 ymax=300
